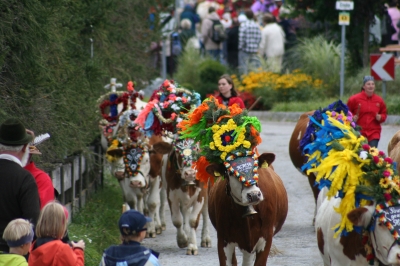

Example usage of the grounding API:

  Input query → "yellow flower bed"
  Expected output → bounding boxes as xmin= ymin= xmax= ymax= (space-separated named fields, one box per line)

xmin=232 ymin=70 xmax=324 ymax=93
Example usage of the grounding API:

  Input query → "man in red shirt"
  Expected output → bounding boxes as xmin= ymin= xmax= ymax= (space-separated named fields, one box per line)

xmin=23 ymin=134 xmax=55 ymax=209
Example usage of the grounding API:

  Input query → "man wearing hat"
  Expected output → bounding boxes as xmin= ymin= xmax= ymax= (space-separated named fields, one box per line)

xmin=23 ymin=133 xmax=55 ymax=210
xmin=0 ymin=118 xmax=41 ymax=252
xmin=100 ymin=210 xmax=160 ymax=266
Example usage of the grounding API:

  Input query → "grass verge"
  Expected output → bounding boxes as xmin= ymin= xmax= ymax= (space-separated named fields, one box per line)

xmin=68 ymin=173 xmax=122 ymax=266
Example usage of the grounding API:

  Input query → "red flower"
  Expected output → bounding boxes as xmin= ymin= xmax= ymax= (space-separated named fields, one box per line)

xmin=362 ymin=144 xmax=371 ymax=151
xmin=379 ymin=151 xmax=385 ymax=156
xmin=367 ymin=254 xmax=375 ymax=260
xmin=383 ymin=170 xmax=391 ymax=177
xmin=225 ymin=135 xmax=231 ymax=142
xmin=373 ymin=156 xmax=380 ymax=164
xmin=384 ymin=193 xmax=392 ymax=201
xmin=385 ymin=157 xmax=393 ymax=164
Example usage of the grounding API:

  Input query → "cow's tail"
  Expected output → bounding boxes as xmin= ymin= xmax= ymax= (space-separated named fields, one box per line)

xmin=268 ymin=244 xmax=283 ymax=257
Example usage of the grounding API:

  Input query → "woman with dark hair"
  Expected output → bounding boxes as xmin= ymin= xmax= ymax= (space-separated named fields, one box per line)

xmin=347 ymin=76 xmax=388 ymax=148
xmin=216 ymin=74 xmax=245 ymax=108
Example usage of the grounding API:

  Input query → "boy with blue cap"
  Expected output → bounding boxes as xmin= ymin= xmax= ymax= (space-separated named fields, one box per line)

xmin=100 ymin=210 xmax=161 ymax=266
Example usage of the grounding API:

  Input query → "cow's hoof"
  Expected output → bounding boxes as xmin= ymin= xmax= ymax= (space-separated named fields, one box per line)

xmin=156 ymin=227 xmax=162 ymax=235
xmin=177 ymin=238 xmax=188 ymax=248
xmin=186 ymin=249 xmax=198 ymax=255
xmin=146 ymin=231 xmax=157 ymax=238
xmin=201 ymin=239 xmax=212 ymax=248
xmin=161 ymin=223 xmax=166 ymax=231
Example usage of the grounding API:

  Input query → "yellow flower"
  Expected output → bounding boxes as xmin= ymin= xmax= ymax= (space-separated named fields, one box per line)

xmin=369 ymin=147 xmax=379 ymax=156
xmin=210 ymin=142 xmax=215 ymax=150
xmin=380 ymin=178 xmax=391 ymax=188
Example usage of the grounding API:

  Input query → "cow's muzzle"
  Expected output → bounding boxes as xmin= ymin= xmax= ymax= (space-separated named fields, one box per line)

xmin=247 ymin=191 xmax=262 ymax=204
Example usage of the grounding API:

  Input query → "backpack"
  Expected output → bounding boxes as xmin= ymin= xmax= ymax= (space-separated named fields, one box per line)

xmin=171 ymin=32 xmax=182 ymax=56
xmin=210 ymin=19 xmax=227 ymax=43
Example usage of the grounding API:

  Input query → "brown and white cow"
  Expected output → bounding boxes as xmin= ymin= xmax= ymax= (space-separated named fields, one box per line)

xmin=206 ymin=153 xmax=288 ymax=266
xmin=108 ymin=134 xmax=172 ymax=237
xmin=388 ymin=130 xmax=400 ymax=174
xmin=161 ymin=137 xmax=212 ymax=255
xmin=316 ymin=187 xmax=400 ymax=266
xmin=289 ymin=111 xmax=318 ymax=201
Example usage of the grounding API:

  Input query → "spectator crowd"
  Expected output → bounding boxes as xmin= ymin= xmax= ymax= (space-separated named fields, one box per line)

xmin=150 ymin=0 xmax=297 ymax=76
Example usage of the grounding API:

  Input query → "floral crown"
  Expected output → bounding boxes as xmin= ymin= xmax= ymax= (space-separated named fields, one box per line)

xmin=135 ymin=80 xmax=201 ymax=136
xmin=300 ymin=100 xmax=400 ymax=256
xmin=177 ymin=97 xmax=262 ymax=186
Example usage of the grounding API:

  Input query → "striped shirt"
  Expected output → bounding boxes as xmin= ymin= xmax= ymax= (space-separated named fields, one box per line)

xmin=239 ymin=20 xmax=262 ymax=53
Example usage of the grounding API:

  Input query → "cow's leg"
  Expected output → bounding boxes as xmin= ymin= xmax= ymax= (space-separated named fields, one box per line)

xmin=200 ymin=194 xmax=211 ymax=248
xmin=159 ymin=183 xmax=167 ymax=231
xmin=185 ymin=198 xmax=203 ymax=255
xmin=170 ymin=197 xmax=188 ymax=248
xmin=253 ymin=236 xmax=274 ymax=266
xmin=159 ymin=154 xmax=168 ymax=231
xmin=119 ymin=179 xmax=138 ymax=210
xmin=220 ymin=241 xmax=237 ymax=266
xmin=146 ymin=176 xmax=161 ymax=237
xmin=307 ymin=173 xmax=319 ymax=225
xmin=242 ymin=250 xmax=256 ymax=266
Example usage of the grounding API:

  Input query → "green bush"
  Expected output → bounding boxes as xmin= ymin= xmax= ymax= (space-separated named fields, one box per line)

xmin=284 ymin=36 xmax=343 ymax=97
xmin=197 ymin=59 xmax=227 ymax=99
xmin=174 ymin=47 xmax=205 ymax=91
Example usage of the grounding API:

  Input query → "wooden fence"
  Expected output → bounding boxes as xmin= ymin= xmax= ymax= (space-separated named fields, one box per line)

xmin=48 ymin=143 xmax=104 ymax=223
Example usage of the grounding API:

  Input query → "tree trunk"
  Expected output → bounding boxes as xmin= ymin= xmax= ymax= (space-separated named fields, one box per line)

xmin=363 ymin=18 xmax=370 ymax=67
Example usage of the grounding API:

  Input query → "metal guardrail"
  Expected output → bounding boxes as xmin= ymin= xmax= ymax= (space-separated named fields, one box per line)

xmin=48 ymin=143 xmax=104 ymax=223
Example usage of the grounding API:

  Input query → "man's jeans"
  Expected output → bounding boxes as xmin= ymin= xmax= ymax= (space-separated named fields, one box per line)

xmin=238 ymin=50 xmax=261 ymax=74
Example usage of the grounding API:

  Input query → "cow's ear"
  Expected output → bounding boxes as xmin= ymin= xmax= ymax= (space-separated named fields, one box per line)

xmin=152 ymin=142 xmax=173 ymax=154
xmin=347 ymin=207 xmax=370 ymax=227
xmin=107 ymin=148 xmax=123 ymax=157
xmin=206 ymin=164 xmax=226 ymax=178
xmin=258 ymin=153 xmax=275 ymax=169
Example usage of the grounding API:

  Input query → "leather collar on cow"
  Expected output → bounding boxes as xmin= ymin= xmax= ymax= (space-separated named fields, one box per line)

xmin=223 ymin=151 xmax=259 ymax=187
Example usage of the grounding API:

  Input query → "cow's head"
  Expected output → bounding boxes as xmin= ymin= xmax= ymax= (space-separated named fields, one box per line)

xmin=347 ymin=205 xmax=400 ymax=265
xmin=206 ymin=152 xmax=275 ymax=207
xmin=128 ymin=140 xmax=173 ymax=188
xmin=172 ymin=138 xmax=199 ymax=185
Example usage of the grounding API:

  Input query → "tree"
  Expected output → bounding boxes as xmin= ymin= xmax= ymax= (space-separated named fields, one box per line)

xmin=288 ymin=0 xmax=386 ymax=68
xmin=0 ymin=0 xmax=173 ymax=167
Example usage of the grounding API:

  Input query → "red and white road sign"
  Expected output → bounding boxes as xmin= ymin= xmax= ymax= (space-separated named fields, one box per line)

xmin=370 ymin=54 xmax=395 ymax=81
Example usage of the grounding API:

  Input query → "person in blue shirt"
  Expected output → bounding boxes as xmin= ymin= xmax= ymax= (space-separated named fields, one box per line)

xmin=100 ymin=210 xmax=160 ymax=266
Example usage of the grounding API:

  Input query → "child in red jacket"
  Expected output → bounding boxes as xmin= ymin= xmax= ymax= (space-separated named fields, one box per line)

xmin=28 ymin=202 xmax=85 ymax=266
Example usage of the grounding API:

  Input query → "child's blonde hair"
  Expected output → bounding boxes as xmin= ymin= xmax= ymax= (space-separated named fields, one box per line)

xmin=35 ymin=201 xmax=67 ymax=239
xmin=2 ymin=219 xmax=34 ymax=247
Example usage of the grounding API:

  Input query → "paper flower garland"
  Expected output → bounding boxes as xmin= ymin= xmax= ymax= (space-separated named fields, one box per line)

xmin=134 ymin=79 xmax=201 ymax=136
xmin=300 ymin=100 xmax=400 ymax=258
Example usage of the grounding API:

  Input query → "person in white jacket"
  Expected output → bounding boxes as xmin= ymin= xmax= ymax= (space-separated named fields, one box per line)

xmin=259 ymin=13 xmax=285 ymax=72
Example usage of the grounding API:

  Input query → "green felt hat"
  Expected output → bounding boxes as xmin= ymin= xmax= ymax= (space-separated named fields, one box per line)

xmin=0 ymin=118 xmax=32 ymax=146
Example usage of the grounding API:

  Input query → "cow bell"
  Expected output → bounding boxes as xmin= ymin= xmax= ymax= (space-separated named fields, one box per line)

xmin=242 ymin=205 xmax=257 ymax=217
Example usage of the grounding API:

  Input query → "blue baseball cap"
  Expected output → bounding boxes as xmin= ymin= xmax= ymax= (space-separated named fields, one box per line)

xmin=118 ymin=210 xmax=152 ymax=235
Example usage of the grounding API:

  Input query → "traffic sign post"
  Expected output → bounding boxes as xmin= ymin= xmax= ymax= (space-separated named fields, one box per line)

xmin=370 ymin=53 xmax=395 ymax=100
xmin=336 ymin=1 xmax=353 ymax=99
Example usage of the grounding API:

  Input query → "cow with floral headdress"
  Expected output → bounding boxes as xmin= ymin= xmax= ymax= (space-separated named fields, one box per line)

xmin=300 ymin=101 xmax=400 ymax=265
xmin=134 ymin=80 xmax=212 ymax=253
xmin=178 ymin=96 xmax=288 ymax=265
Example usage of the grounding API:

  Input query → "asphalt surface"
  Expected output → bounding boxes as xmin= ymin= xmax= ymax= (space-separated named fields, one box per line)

xmin=141 ymin=120 xmax=400 ymax=266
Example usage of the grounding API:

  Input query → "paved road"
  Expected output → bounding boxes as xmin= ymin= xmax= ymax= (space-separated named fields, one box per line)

xmin=144 ymin=121 xmax=400 ymax=266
